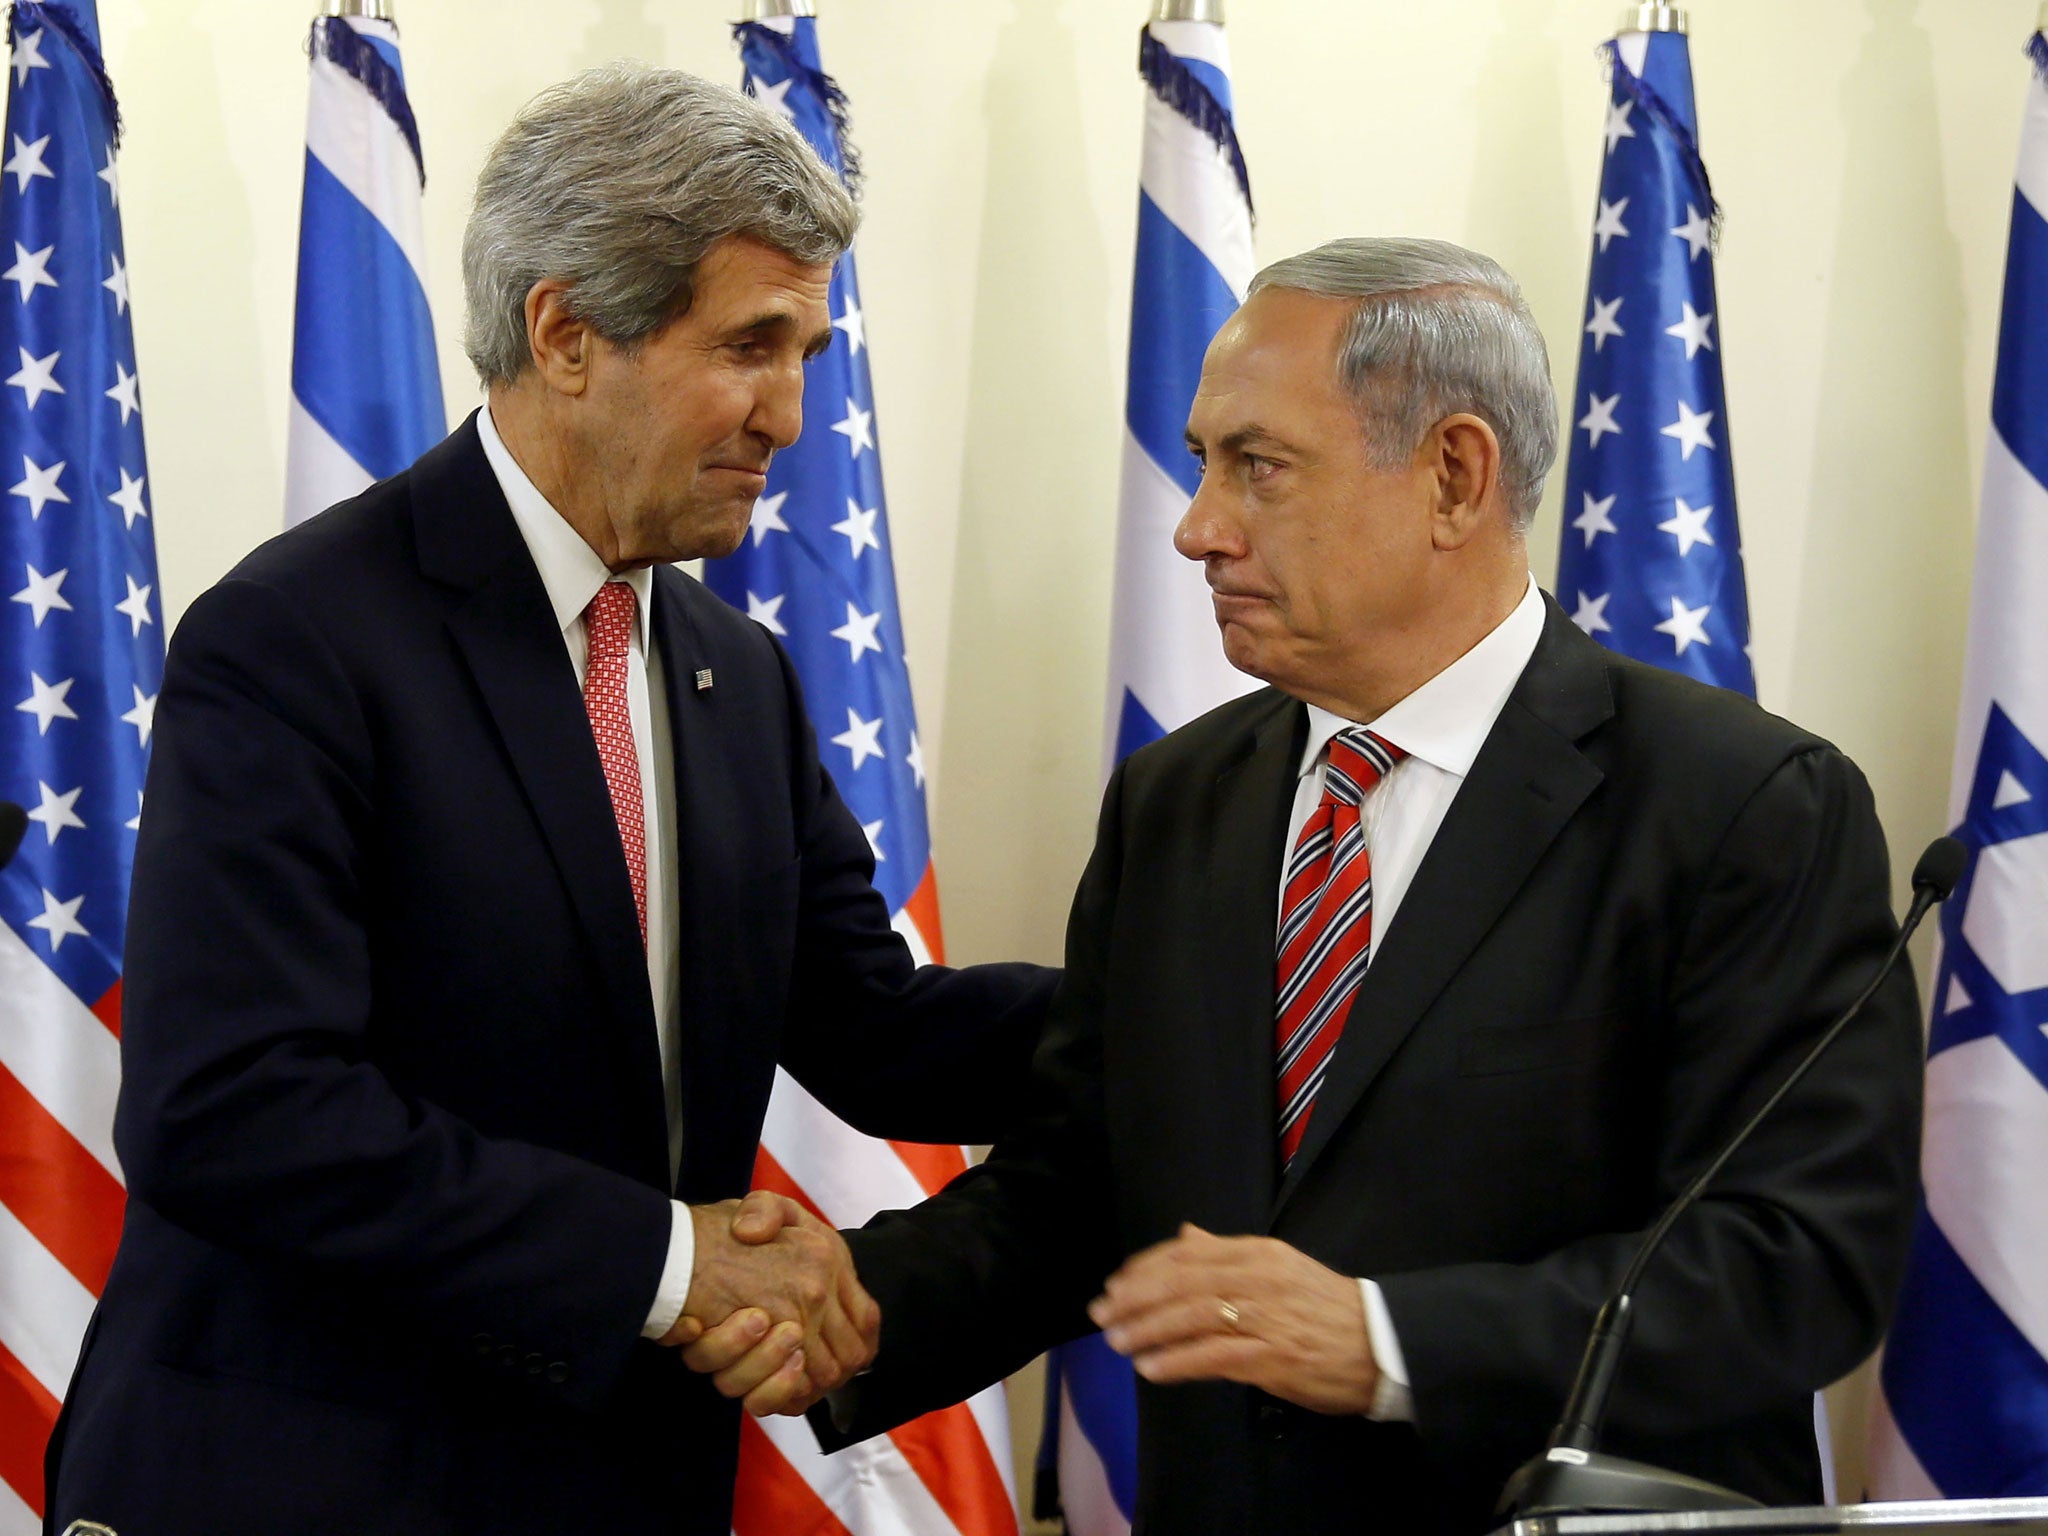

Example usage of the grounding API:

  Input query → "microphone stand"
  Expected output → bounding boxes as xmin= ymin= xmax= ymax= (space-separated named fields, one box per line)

xmin=1496 ymin=837 xmax=1967 ymax=1520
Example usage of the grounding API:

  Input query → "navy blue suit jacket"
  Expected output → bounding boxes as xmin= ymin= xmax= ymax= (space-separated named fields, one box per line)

xmin=46 ymin=416 xmax=1054 ymax=1535
xmin=822 ymin=602 xmax=1923 ymax=1534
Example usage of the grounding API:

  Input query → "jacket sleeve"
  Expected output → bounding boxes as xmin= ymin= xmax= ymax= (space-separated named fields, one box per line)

xmin=115 ymin=577 xmax=673 ymax=1410
xmin=810 ymin=763 xmax=1135 ymax=1444
xmin=1377 ymin=744 xmax=1924 ymax=1466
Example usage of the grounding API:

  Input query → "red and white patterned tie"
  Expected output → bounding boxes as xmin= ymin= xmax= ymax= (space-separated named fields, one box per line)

xmin=1275 ymin=728 xmax=1405 ymax=1167
xmin=583 ymin=580 xmax=647 ymax=948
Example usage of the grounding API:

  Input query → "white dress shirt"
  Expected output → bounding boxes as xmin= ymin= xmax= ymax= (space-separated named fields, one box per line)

xmin=478 ymin=405 xmax=694 ymax=1340
xmin=1278 ymin=576 xmax=1545 ymax=1419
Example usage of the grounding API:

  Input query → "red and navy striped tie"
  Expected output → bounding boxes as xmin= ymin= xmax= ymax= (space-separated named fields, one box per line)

xmin=1276 ymin=729 xmax=1405 ymax=1167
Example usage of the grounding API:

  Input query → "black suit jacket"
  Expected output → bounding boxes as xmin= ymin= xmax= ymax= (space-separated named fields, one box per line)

xmin=825 ymin=599 xmax=1923 ymax=1534
xmin=45 ymin=417 xmax=1054 ymax=1536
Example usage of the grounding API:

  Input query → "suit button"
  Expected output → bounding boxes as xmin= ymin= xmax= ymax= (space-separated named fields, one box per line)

xmin=546 ymin=1361 xmax=571 ymax=1384
xmin=496 ymin=1344 xmax=519 ymax=1371
xmin=525 ymin=1352 xmax=546 ymax=1377
xmin=1254 ymin=1399 xmax=1289 ymax=1441
xmin=471 ymin=1332 xmax=494 ymax=1358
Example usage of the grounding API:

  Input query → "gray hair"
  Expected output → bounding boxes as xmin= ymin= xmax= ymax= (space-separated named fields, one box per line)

xmin=1248 ymin=238 xmax=1559 ymax=528
xmin=462 ymin=63 xmax=859 ymax=386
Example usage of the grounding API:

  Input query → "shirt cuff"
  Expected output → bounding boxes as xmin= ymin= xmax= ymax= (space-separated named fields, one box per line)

xmin=641 ymin=1200 xmax=695 ymax=1340
xmin=1358 ymin=1277 xmax=1414 ymax=1421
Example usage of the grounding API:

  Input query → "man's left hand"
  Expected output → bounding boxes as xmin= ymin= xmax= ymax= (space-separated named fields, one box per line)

xmin=1088 ymin=1223 xmax=1378 ymax=1416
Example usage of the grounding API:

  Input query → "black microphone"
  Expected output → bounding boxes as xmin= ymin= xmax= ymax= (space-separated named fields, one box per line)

xmin=0 ymin=801 xmax=26 ymax=873
xmin=1498 ymin=835 xmax=1968 ymax=1520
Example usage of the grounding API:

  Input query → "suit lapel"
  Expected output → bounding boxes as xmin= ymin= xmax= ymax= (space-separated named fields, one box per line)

xmin=1272 ymin=600 xmax=1615 ymax=1214
xmin=417 ymin=416 xmax=669 ymax=1172
xmin=1194 ymin=696 xmax=1303 ymax=1231
xmin=646 ymin=569 xmax=731 ymax=1194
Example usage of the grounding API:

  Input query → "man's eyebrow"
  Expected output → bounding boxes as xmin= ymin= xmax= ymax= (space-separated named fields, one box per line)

xmin=1184 ymin=424 xmax=1304 ymax=456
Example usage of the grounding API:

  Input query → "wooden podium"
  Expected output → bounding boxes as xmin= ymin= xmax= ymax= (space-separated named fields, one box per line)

xmin=1491 ymin=1498 xmax=2048 ymax=1536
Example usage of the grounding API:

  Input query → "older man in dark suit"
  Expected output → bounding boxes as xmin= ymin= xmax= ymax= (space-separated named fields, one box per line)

xmin=44 ymin=64 xmax=1052 ymax=1536
xmin=701 ymin=237 xmax=1923 ymax=1533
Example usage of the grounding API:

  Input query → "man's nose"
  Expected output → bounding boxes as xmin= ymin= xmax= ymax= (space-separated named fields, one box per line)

xmin=1174 ymin=473 xmax=1240 ymax=563
xmin=753 ymin=358 xmax=808 ymax=450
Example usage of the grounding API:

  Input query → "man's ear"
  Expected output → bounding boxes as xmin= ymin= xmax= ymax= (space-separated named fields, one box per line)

xmin=524 ymin=279 xmax=592 ymax=397
xmin=1427 ymin=413 xmax=1504 ymax=551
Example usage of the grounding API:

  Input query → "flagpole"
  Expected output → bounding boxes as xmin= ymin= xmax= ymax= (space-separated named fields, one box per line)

xmin=742 ymin=0 xmax=815 ymax=16
xmin=320 ymin=0 xmax=394 ymax=16
xmin=1618 ymin=2 xmax=1685 ymax=30
xmin=1152 ymin=0 xmax=1225 ymax=19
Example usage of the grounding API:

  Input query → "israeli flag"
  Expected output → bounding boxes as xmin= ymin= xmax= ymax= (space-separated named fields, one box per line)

xmin=1868 ymin=28 xmax=2048 ymax=1500
xmin=284 ymin=12 xmax=443 ymax=528
xmin=1045 ymin=19 xmax=1255 ymax=1536
xmin=1101 ymin=18 xmax=1258 ymax=768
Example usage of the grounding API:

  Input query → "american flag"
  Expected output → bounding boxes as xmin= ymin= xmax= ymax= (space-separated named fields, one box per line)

xmin=1868 ymin=26 xmax=2048 ymax=1500
xmin=284 ymin=10 xmax=443 ymax=529
xmin=0 ymin=1 xmax=156 ymax=1527
xmin=702 ymin=16 xmax=1018 ymax=1535
xmin=1047 ymin=20 xmax=1255 ymax=1535
xmin=1556 ymin=25 xmax=1754 ymax=699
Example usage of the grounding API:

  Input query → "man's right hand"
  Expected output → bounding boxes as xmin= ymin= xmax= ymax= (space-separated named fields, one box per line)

xmin=661 ymin=1191 xmax=878 ymax=1414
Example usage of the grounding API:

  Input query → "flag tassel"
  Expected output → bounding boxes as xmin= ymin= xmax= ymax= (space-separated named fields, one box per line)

xmin=1601 ymin=39 xmax=1717 ymax=245
xmin=7 ymin=1 xmax=122 ymax=143
xmin=308 ymin=15 xmax=425 ymax=184
xmin=1136 ymin=27 xmax=1253 ymax=215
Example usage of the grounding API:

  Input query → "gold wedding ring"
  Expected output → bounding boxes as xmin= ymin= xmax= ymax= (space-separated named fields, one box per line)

xmin=1219 ymin=1300 xmax=1242 ymax=1331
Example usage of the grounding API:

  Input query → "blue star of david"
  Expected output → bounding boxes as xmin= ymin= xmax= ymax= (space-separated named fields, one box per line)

xmin=1929 ymin=703 xmax=2048 ymax=1092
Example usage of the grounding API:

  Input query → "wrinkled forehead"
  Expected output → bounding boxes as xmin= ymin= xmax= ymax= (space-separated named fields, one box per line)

xmin=1189 ymin=290 xmax=1358 ymax=434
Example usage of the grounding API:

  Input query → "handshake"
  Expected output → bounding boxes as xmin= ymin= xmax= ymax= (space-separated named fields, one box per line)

xmin=658 ymin=1192 xmax=877 ymax=1417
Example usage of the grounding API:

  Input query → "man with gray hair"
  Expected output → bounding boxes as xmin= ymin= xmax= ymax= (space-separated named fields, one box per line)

xmin=706 ymin=237 xmax=1922 ymax=1531
xmin=44 ymin=64 xmax=1052 ymax=1535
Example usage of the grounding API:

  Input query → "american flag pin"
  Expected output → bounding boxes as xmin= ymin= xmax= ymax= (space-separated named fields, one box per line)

xmin=695 ymin=669 xmax=714 ymax=692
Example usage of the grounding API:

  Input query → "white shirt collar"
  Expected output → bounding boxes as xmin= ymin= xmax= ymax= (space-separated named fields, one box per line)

xmin=1298 ymin=575 xmax=1545 ymax=780
xmin=477 ymin=402 xmax=653 ymax=648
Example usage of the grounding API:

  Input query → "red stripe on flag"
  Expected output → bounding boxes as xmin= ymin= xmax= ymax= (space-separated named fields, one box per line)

xmin=887 ymin=1141 xmax=968 ymax=1199
xmin=904 ymin=862 xmax=946 ymax=965
xmin=0 ymin=1336 xmax=58 ymax=1519
xmin=733 ymin=1414 xmax=856 ymax=1536
xmin=749 ymin=1145 xmax=831 ymax=1227
xmin=0 ymin=1061 xmax=124 ymax=1293
xmin=890 ymin=1400 xmax=1019 ymax=1536
xmin=90 ymin=979 xmax=121 ymax=1039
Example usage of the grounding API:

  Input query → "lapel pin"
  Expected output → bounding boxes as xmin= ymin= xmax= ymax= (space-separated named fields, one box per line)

xmin=695 ymin=668 xmax=714 ymax=692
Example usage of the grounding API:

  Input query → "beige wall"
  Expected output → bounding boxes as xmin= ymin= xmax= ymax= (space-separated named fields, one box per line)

xmin=91 ymin=0 xmax=2032 ymax=1505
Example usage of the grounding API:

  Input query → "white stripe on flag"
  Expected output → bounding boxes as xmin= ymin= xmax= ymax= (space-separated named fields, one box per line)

xmin=0 ymin=1198 xmax=96 ymax=1400
xmin=964 ymin=1383 xmax=1019 ymax=1506
xmin=0 ymin=921 xmax=122 ymax=1182
xmin=1923 ymin=1033 xmax=2048 ymax=1362
xmin=0 ymin=1464 xmax=38 ymax=1536
xmin=304 ymin=19 xmax=430 ymax=291
xmin=761 ymin=1067 xmax=932 ymax=1227
xmin=1055 ymin=1379 xmax=1132 ymax=1536
xmin=285 ymin=393 xmax=376 ymax=527
xmin=1866 ymin=1384 xmax=1943 ymax=1500
xmin=892 ymin=904 xmax=935 ymax=969
xmin=1106 ymin=431 xmax=1258 ymax=742
xmin=752 ymin=1409 xmax=961 ymax=1536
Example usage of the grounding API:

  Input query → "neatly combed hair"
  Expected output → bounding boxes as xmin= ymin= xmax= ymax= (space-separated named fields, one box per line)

xmin=1249 ymin=238 xmax=1559 ymax=528
xmin=461 ymin=63 xmax=859 ymax=386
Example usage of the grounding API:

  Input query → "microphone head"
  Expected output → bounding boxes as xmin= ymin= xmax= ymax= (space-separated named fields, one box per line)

xmin=1912 ymin=836 xmax=1969 ymax=901
xmin=0 ymin=801 xmax=25 ymax=872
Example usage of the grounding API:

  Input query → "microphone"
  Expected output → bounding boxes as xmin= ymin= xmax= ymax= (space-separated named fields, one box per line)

xmin=1497 ymin=835 xmax=1968 ymax=1519
xmin=0 ymin=802 xmax=26 ymax=873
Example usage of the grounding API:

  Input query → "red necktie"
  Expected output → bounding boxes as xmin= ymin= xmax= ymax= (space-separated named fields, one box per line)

xmin=583 ymin=581 xmax=647 ymax=948
xmin=1275 ymin=729 xmax=1405 ymax=1166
